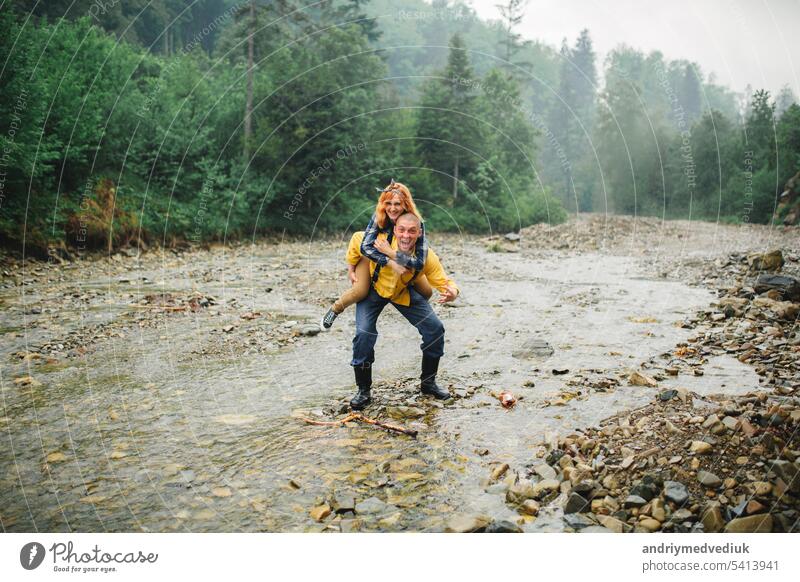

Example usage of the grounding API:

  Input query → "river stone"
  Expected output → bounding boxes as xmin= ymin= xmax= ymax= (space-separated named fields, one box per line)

xmin=697 ymin=471 xmax=722 ymax=488
xmin=639 ymin=518 xmax=661 ymax=532
xmin=623 ymin=495 xmax=648 ymax=509
xmin=724 ymin=514 xmax=773 ymax=533
xmin=310 ymin=504 xmax=331 ymax=522
xmin=671 ymin=508 xmax=695 ymax=523
xmin=332 ymin=492 xmax=356 ymax=513
xmin=747 ymin=250 xmax=784 ymax=271
xmin=339 ymin=518 xmax=361 ymax=533
xmin=531 ymin=479 xmax=560 ymax=499
xmin=630 ymin=483 xmax=658 ymax=501
xmin=386 ymin=406 xmax=426 ymax=420
xmin=651 ymin=498 xmax=666 ymax=522
xmin=519 ymin=499 xmax=540 ymax=516
xmin=597 ymin=516 xmax=626 ymax=533
xmin=486 ymin=519 xmax=523 ymax=533
xmin=511 ymin=338 xmax=554 ymax=360
xmin=563 ymin=513 xmax=595 ymax=530
xmin=445 ymin=514 xmax=491 ymax=533
xmin=701 ymin=503 xmax=725 ymax=533
xmin=293 ymin=324 xmax=321 ymax=337
xmin=754 ymin=273 xmax=799 ymax=300
xmin=506 ymin=480 xmax=536 ymax=504
xmin=355 ymin=496 xmax=386 ymax=514
xmin=533 ymin=464 xmax=557 ymax=481
xmin=689 ymin=441 xmax=713 ymax=454
xmin=564 ymin=492 xmax=591 ymax=514
xmin=722 ymin=416 xmax=740 ymax=431
xmin=769 ymin=460 xmax=800 ymax=493
xmin=664 ymin=481 xmax=689 ymax=505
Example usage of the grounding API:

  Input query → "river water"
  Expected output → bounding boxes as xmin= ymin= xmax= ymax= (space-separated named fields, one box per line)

xmin=0 ymin=238 xmax=759 ymax=532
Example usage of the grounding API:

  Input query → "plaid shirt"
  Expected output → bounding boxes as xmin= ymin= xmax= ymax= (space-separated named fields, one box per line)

xmin=359 ymin=213 xmax=428 ymax=271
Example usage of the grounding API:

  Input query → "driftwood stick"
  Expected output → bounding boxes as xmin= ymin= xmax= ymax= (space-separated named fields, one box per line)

xmin=297 ymin=412 xmax=417 ymax=438
xmin=297 ymin=413 xmax=357 ymax=427
xmin=351 ymin=413 xmax=418 ymax=438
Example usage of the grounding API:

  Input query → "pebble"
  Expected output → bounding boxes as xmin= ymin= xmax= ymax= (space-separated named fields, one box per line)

xmin=697 ymin=471 xmax=722 ymax=488
xmin=689 ymin=441 xmax=713 ymax=454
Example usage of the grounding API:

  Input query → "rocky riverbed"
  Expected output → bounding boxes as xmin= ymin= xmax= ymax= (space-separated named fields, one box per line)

xmin=1 ymin=214 xmax=798 ymax=532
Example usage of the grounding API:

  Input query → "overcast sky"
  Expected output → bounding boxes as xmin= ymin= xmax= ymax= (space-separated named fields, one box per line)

xmin=467 ymin=0 xmax=799 ymax=96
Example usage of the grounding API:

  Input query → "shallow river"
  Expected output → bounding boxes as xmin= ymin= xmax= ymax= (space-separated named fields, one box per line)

xmin=0 ymin=241 xmax=759 ymax=532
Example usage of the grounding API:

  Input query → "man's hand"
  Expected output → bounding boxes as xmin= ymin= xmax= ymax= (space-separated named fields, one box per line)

xmin=348 ymin=264 xmax=358 ymax=284
xmin=375 ymin=238 xmax=396 ymax=258
xmin=437 ymin=284 xmax=459 ymax=304
xmin=388 ymin=259 xmax=409 ymax=276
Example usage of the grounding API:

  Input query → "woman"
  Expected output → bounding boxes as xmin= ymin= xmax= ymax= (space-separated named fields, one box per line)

xmin=321 ymin=179 xmax=433 ymax=329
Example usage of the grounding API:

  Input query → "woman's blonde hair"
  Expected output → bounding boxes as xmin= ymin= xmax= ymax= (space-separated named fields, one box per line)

xmin=375 ymin=180 xmax=423 ymax=229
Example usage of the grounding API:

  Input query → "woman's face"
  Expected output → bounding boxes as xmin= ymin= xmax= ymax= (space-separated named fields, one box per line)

xmin=385 ymin=193 xmax=405 ymax=222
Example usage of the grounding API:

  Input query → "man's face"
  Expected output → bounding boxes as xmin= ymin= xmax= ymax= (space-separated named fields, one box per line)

xmin=394 ymin=216 xmax=420 ymax=253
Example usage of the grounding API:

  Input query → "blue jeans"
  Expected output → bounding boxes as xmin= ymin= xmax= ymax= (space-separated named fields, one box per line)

xmin=351 ymin=287 xmax=445 ymax=366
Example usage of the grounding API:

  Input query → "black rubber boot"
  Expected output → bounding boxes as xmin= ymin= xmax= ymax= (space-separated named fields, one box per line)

xmin=420 ymin=355 xmax=449 ymax=399
xmin=350 ymin=363 xmax=372 ymax=410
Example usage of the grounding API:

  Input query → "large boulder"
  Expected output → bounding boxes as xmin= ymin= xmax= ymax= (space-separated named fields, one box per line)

xmin=754 ymin=274 xmax=800 ymax=302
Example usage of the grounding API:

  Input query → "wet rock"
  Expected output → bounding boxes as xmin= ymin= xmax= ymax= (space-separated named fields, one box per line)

xmin=339 ymin=518 xmax=361 ymax=533
xmin=531 ymin=479 xmax=560 ymax=499
xmin=664 ymin=481 xmax=689 ymax=505
xmin=355 ymin=497 xmax=386 ymax=514
xmin=519 ymin=499 xmax=540 ymax=516
xmin=489 ymin=463 xmax=510 ymax=482
xmin=533 ymin=464 xmax=557 ymax=481
xmin=386 ymin=406 xmax=426 ymax=420
xmin=564 ymin=492 xmax=592 ymax=514
xmin=445 ymin=514 xmax=491 ymax=533
xmin=563 ymin=513 xmax=595 ymax=530
xmin=511 ymin=338 xmax=554 ymax=360
xmin=658 ymin=389 xmax=678 ymax=401
xmin=310 ymin=504 xmax=331 ymax=522
xmin=332 ymin=492 xmax=356 ymax=514
xmin=697 ymin=471 xmax=722 ymax=488
xmin=293 ymin=324 xmax=321 ymax=337
xmin=486 ymin=519 xmax=523 ymax=533
xmin=506 ymin=481 xmax=536 ymax=504
xmin=746 ymin=500 xmax=767 ymax=515
xmin=724 ymin=514 xmax=773 ymax=533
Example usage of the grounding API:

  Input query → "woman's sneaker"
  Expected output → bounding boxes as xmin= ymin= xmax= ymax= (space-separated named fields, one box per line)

xmin=320 ymin=308 xmax=339 ymax=330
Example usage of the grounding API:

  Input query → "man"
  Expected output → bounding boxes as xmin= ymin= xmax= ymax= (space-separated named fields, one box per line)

xmin=347 ymin=212 xmax=459 ymax=410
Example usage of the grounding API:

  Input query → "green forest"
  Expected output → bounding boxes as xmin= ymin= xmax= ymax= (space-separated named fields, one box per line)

xmin=1 ymin=0 xmax=798 ymax=255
